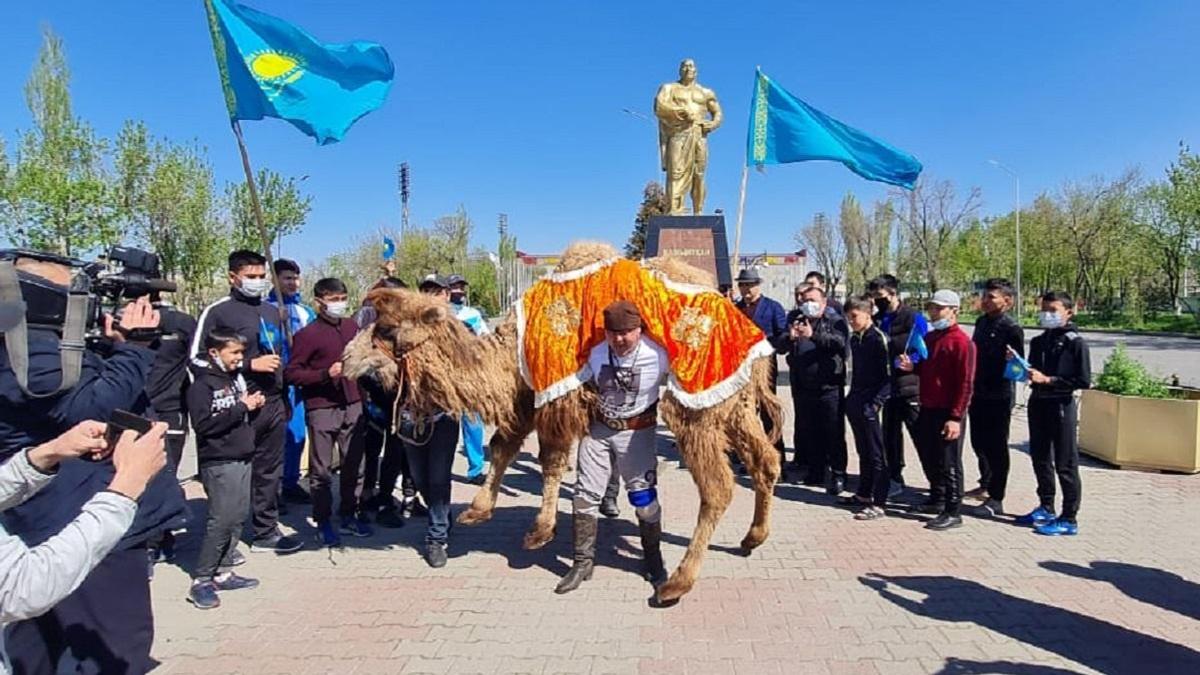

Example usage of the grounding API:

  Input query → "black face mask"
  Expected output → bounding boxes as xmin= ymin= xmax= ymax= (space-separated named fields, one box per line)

xmin=449 ymin=291 xmax=466 ymax=305
xmin=873 ymin=297 xmax=892 ymax=314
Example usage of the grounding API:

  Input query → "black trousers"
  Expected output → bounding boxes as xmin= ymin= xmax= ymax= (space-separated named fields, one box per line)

xmin=917 ymin=407 xmax=964 ymax=515
xmin=195 ymin=459 xmax=252 ymax=579
xmin=160 ymin=410 xmax=188 ymax=479
xmin=884 ymin=395 xmax=920 ymax=484
xmin=792 ymin=387 xmax=843 ymax=478
xmin=968 ymin=397 xmax=1014 ymax=501
xmin=1028 ymin=397 xmax=1082 ymax=522
xmin=249 ymin=395 xmax=288 ymax=541
xmin=7 ymin=546 xmax=155 ymax=675
xmin=362 ymin=422 xmax=416 ymax=505
xmin=847 ymin=392 xmax=888 ymax=505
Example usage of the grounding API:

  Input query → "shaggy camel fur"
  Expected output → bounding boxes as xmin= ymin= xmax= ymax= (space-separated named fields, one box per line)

xmin=343 ymin=244 xmax=782 ymax=604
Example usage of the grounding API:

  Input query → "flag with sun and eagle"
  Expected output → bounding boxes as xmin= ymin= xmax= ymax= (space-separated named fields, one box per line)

xmin=204 ymin=0 xmax=394 ymax=145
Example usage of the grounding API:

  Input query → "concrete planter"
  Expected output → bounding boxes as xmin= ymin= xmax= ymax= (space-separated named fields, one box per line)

xmin=1079 ymin=389 xmax=1200 ymax=473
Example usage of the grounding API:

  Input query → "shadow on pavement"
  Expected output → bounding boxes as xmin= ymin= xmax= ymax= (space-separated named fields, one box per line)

xmin=1039 ymin=560 xmax=1200 ymax=622
xmin=934 ymin=658 xmax=1082 ymax=674
xmin=860 ymin=573 xmax=1200 ymax=675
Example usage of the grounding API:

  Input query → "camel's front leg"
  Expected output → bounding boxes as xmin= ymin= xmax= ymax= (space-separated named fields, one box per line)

xmin=656 ymin=432 xmax=733 ymax=605
xmin=523 ymin=439 xmax=570 ymax=549
xmin=458 ymin=427 xmax=529 ymax=526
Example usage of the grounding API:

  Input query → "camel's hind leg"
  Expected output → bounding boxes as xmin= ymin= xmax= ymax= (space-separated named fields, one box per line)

xmin=729 ymin=403 xmax=781 ymax=551
xmin=655 ymin=424 xmax=734 ymax=605
xmin=458 ymin=424 xmax=531 ymax=526
xmin=523 ymin=438 xmax=570 ymax=549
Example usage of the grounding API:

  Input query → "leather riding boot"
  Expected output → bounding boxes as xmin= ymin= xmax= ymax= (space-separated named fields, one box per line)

xmin=599 ymin=472 xmax=621 ymax=518
xmin=638 ymin=518 xmax=668 ymax=587
xmin=554 ymin=513 xmax=598 ymax=594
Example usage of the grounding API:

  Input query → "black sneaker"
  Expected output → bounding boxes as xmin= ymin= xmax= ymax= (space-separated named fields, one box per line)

xmin=213 ymin=573 xmax=260 ymax=591
xmin=250 ymin=532 xmax=303 ymax=554
xmin=925 ymin=513 xmax=963 ymax=531
xmin=424 ymin=542 xmax=448 ymax=568
xmin=187 ymin=581 xmax=220 ymax=610
xmin=467 ymin=473 xmax=486 ymax=486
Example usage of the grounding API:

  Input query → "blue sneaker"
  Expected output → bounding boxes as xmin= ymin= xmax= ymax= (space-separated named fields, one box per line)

xmin=318 ymin=521 xmax=342 ymax=548
xmin=213 ymin=573 xmax=260 ymax=591
xmin=187 ymin=581 xmax=220 ymax=610
xmin=340 ymin=515 xmax=373 ymax=538
xmin=1014 ymin=506 xmax=1055 ymax=526
xmin=1034 ymin=518 xmax=1078 ymax=536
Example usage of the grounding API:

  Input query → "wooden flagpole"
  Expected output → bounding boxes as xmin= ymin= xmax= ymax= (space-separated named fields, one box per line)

xmin=231 ymin=118 xmax=293 ymax=348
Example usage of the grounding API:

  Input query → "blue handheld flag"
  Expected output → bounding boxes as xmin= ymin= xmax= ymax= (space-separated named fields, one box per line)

xmin=1004 ymin=354 xmax=1031 ymax=383
xmin=382 ymin=236 xmax=396 ymax=261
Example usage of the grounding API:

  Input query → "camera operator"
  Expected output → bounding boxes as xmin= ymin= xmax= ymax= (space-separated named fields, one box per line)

xmin=778 ymin=284 xmax=849 ymax=494
xmin=1 ymin=421 xmax=168 ymax=675
xmin=0 ymin=251 xmax=187 ymax=675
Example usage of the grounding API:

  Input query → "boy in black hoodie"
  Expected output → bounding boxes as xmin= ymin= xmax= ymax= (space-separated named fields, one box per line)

xmin=186 ymin=329 xmax=264 ymax=609
xmin=843 ymin=296 xmax=892 ymax=520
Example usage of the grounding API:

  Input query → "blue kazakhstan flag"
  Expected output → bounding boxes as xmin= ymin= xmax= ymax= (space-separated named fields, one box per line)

xmin=747 ymin=69 xmax=922 ymax=189
xmin=204 ymin=0 xmax=394 ymax=145
xmin=1004 ymin=353 xmax=1032 ymax=383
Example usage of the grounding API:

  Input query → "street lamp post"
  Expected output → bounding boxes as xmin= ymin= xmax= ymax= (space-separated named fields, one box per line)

xmin=988 ymin=160 xmax=1022 ymax=318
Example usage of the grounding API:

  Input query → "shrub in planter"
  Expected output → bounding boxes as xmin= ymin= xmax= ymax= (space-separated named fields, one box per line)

xmin=1094 ymin=343 xmax=1171 ymax=399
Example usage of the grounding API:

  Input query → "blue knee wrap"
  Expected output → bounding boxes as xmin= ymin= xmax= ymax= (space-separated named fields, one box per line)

xmin=628 ymin=487 xmax=657 ymax=508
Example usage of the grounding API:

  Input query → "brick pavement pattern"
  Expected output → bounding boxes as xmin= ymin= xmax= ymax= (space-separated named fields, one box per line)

xmin=149 ymin=385 xmax=1200 ymax=674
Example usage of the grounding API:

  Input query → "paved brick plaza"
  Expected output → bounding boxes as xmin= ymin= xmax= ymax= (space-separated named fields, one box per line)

xmin=149 ymin=389 xmax=1200 ymax=675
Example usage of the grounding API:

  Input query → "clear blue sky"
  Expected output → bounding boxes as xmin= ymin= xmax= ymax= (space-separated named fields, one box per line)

xmin=3 ymin=1 xmax=1199 ymax=261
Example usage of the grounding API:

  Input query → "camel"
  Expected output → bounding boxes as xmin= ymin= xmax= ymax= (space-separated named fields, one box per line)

xmin=343 ymin=243 xmax=782 ymax=604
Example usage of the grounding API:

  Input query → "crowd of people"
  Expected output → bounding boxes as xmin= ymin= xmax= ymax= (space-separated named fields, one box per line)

xmin=0 ymin=242 xmax=1094 ymax=674
xmin=733 ymin=269 xmax=1091 ymax=535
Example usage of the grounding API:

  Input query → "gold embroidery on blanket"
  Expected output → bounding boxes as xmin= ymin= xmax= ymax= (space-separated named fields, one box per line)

xmin=670 ymin=306 xmax=714 ymax=351
xmin=546 ymin=296 xmax=582 ymax=336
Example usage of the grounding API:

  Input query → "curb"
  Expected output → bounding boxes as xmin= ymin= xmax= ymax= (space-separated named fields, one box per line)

xmin=1017 ymin=326 xmax=1200 ymax=340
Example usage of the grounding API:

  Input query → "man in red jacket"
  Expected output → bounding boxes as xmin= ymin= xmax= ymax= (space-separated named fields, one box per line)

xmin=898 ymin=290 xmax=976 ymax=531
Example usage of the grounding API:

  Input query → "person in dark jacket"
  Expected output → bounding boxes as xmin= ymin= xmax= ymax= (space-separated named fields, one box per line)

xmin=186 ymin=329 xmax=263 ymax=610
xmin=898 ymin=290 xmax=976 ymax=531
xmin=735 ymin=268 xmax=788 ymax=462
xmin=778 ymin=284 xmax=848 ymax=492
xmin=284 ymin=277 xmax=370 ymax=547
xmin=144 ymin=293 xmax=196 ymax=569
xmin=191 ymin=250 xmax=301 ymax=554
xmin=266 ymin=258 xmax=317 ymax=506
xmin=842 ymin=296 xmax=891 ymax=519
xmin=1015 ymin=291 xmax=1091 ymax=536
xmin=966 ymin=279 xmax=1024 ymax=517
xmin=868 ymin=274 xmax=929 ymax=496
xmin=0 ymin=257 xmax=186 ymax=675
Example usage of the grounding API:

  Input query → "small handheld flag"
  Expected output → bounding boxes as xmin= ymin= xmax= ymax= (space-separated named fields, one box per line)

xmin=382 ymin=236 xmax=396 ymax=261
xmin=1004 ymin=353 xmax=1032 ymax=383
xmin=904 ymin=328 xmax=929 ymax=361
xmin=204 ymin=0 xmax=394 ymax=145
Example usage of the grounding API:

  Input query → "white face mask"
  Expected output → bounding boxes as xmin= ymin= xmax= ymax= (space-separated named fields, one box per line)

xmin=237 ymin=277 xmax=271 ymax=298
xmin=800 ymin=301 xmax=822 ymax=319
xmin=1039 ymin=311 xmax=1064 ymax=329
xmin=323 ymin=301 xmax=349 ymax=318
xmin=930 ymin=317 xmax=952 ymax=331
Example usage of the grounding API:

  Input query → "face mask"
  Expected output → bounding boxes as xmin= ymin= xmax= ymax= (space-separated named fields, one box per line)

xmin=449 ymin=291 xmax=467 ymax=305
xmin=237 ymin=277 xmax=271 ymax=298
xmin=210 ymin=353 xmax=242 ymax=373
xmin=1039 ymin=312 xmax=1064 ymax=329
xmin=930 ymin=317 xmax=952 ymax=331
xmin=873 ymin=297 xmax=892 ymax=314
xmin=323 ymin=301 xmax=349 ymax=318
xmin=800 ymin=301 xmax=822 ymax=319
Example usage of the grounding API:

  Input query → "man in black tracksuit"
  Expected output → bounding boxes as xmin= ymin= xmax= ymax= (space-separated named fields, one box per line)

xmin=868 ymin=274 xmax=929 ymax=493
xmin=144 ymin=294 xmax=197 ymax=565
xmin=1018 ymin=291 xmax=1091 ymax=536
xmin=778 ymin=285 xmax=848 ymax=492
xmin=192 ymin=250 xmax=301 ymax=553
xmin=967 ymin=279 xmax=1024 ymax=516
xmin=844 ymin=296 xmax=891 ymax=515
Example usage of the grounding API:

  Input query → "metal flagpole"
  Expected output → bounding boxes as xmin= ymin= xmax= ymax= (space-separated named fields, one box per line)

xmin=231 ymin=118 xmax=292 ymax=348
xmin=731 ymin=164 xmax=750 ymax=278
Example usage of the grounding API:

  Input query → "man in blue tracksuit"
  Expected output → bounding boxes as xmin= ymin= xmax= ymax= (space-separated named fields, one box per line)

xmin=266 ymin=258 xmax=317 ymax=504
xmin=447 ymin=274 xmax=489 ymax=484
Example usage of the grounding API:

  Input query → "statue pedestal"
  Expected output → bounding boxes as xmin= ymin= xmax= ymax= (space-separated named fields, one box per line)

xmin=644 ymin=215 xmax=732 ymax=289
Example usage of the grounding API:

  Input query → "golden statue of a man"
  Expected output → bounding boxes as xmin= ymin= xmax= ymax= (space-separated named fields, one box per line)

xmin=655 ymin=59 xmax=723 ymax=215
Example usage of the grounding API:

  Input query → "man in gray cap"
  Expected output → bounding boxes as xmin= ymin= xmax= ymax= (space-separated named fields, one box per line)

xmin=556 ymin=300 xmax=669 ymax=594
xmin=898 ymin=290 xmax=976 ymax=531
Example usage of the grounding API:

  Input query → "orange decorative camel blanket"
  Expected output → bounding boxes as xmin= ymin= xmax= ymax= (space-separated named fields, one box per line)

xmin=516 ymin=257 xmax=774 ymax=410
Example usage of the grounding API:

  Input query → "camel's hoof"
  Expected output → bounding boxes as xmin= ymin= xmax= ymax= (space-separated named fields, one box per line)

xmin=522 ymin=528 xmax=555 ymax=550
xmin=654 ymin=575 xmax=691 ymax=606
xmin=740 ymin=530 xmax=768 ymax=553
xmin=456 ymin=508 xmax=493 ymax=526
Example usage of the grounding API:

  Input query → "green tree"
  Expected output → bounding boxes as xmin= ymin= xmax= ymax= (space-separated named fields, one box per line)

xmin=1146 ymin=145 xmax=1200 ymax=313
xmin=0 ymin=28 xmax=121 ymax=255
xmin=626 ymin=181 xmax=668 ymax=259
xmin=227 ymin=168 xmax=311 ymax=251
xmin=797 ymin=211 xmax=845 ymax=293
xmin=892 ymin=177 xmax=982 ymax=293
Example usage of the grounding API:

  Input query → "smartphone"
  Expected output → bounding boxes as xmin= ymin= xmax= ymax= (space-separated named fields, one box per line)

xmin=99 ymin=409 xmax=156 ymax=459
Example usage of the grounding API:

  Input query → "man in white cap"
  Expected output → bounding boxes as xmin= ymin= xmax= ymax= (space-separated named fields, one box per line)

xmin=898 ymin=290 xmax=976 ymax=531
